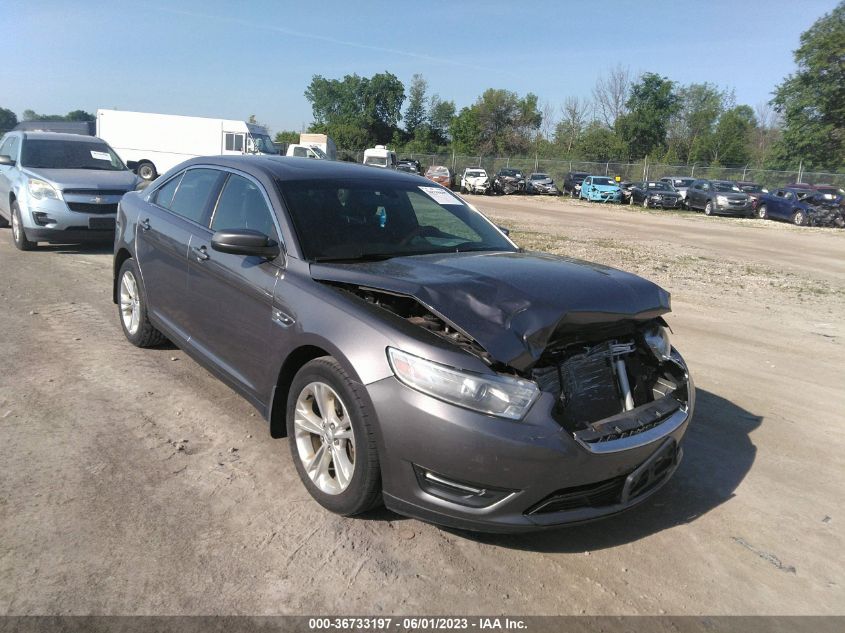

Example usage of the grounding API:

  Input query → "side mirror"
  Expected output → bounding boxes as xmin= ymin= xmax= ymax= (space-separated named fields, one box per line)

xmin=497 ymin=225 xmax=510 ymax=236
xmin=0 ymin=155 xmax=14 ymax=166
xmin=211 ymin=229 xmax=281 ymax=259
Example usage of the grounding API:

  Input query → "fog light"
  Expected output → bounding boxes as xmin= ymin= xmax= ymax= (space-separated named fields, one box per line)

xmin=32 ymin=212 xmax=55 ymax=226
xmin=413 ymin=465 xmax=515 ymax=508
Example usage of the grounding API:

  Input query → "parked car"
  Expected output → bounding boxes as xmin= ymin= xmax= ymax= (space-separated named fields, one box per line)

xmin=628 ymin=181 xmax=683 ymax=208
xmin=686 ymin=179 xmax=752 ymax=216
xmin=563 ymin=171 xmax=589 ymax=197
xmin=525 ymin=173 xmax=560 ymax=195
xmin=460 ymin=168 xmax=490 ymax=194
xmin=735 ymin=181 xmax=768 ymax=209
xmin=812 ymin=183 xmax=844 ymax=197
xmin=756 ymin=187 xmax=844 ymax=227
xmin=579 ymin=175 xmax=622 ymax=203
xmin=658 ymin=177 xmax=695 ymax=206
xmin=0 ymin=131 xmax=140 ymax=250
xmin=619 ymin=181 xmax=636 ymax=203
xmin=113 ymin=156 xmax=694 ymax=532
xmin=425 ymin=165 xmax=452 ymax=188
xmin=397 ymin=159 xmax=422 ymax=175
xmin=492 ymin=168 xmax=525 ymax=195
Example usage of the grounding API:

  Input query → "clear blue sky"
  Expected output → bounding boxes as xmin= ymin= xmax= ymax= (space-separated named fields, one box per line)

xmin=5 ymin=0 xmax=837 ymax=134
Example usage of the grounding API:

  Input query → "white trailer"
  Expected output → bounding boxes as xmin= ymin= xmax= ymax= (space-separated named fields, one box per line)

xmin=285 ymin=133 xmax=337 ymax=160
xmin=95 ymin=109 xmax=278 ymax=181
xmin=363 ymin=145 xmax=397 ymax=169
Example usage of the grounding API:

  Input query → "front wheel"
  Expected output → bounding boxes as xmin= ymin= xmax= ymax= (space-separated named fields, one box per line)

xmin=643 ymin=196 xmax=649 ymax=209
xmin=792 ymin=210 xmax=807 ymax=226
xmin=11 ymin=201 xmax=36 ymax=251
xmin=117 ymin=259 xmax=167 ymax=347
xmin=287 ymin=357 xmax=382 ymax=516
xmin=704 ymin=201 xmax=714 ymax=216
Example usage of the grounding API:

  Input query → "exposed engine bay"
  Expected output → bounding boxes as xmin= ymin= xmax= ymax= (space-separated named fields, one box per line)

xmin=331 ymin=282 xmax=691 ymax=445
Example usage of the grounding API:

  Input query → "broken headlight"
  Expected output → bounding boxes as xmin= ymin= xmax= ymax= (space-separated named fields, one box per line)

xmin=644 ymin=325 xmax=672 ymax=362
xmin=387 ymin=348 xmax=539 ymax=420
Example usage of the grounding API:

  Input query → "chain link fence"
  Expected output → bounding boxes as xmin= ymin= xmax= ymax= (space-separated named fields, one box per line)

xmin=337 ymin=149 xmax=845 ymax=190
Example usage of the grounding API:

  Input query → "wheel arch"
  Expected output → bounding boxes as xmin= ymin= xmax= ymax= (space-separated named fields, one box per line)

xmin=269 ymin=345 xmax=333 ymax=438
xmin=113 ymin=248 xmax=133 ymax=303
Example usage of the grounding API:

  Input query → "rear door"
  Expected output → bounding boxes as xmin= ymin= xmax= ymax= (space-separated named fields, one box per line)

xmin=186 ymin=171 xmax=285 ymax=402
xmin=135 ymin=167 xmax=224 ymax=340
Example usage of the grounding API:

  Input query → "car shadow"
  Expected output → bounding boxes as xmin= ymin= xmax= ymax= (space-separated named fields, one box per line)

xmin=439 ymin=389 xmax=760 ymax=551
xmin=35 ymin=242 xmax=114 ymax=255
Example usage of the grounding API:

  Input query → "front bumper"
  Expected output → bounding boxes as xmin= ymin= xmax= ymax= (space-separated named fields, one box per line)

xmin=19 ymin=193 xmax=119 ymax=243
xmin=369 ymin=353 xmax=694 ymax=533
xmin=714 ymin=200 xmax=752 ymax=215
xmin=586 ymin=190 xmax=621 ymax=202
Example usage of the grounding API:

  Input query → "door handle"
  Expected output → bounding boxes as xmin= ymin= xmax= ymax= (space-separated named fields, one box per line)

xmin=139 ymin=218 xmax=151 ymax=232
xmin=192 ymin=245 xmax=209 ymax=262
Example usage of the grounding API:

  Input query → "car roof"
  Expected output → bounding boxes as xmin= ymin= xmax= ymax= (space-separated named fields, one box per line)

xmin=179 ymin=155 xmax=429 ymax=184
xmin=19 ymin=131 xmax=105 ymax=143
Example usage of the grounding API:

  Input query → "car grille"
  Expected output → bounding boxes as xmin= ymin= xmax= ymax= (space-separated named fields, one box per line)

xmin=67 ymin=202 xmax=118 ymax=214
xmin=526 ymin=475 xmax=627 ymax=514
xmin=63 ymin=189 xmax=128 ymax=196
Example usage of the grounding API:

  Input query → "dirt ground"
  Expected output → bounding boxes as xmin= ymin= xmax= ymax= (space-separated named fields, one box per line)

xmin=0 ymin=196 xmax=843 ymax=616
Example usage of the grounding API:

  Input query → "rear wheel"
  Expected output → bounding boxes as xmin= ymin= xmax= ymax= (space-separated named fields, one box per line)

xmin=117 ymin=259 xmax=167 ymax=347
xmin=287 ymin=357 xmax=382 ymax=516
xmin=136 ymin=161 xmax=157 ymax=181
xmin=11 ymin=201 xmax=36 ymax=251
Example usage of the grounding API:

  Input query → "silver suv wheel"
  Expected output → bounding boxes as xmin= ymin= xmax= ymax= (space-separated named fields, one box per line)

xmin=119 ymin=270 xmax=141 ymax=335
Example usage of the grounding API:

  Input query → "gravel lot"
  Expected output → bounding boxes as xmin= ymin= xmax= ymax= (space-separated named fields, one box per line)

xmin=1 ymin=196 xmax=843 ymax=616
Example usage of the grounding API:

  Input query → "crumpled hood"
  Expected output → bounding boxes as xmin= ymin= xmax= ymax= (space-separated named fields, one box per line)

xmin=590 ymin=184 xmax=621 ymax=192
xmin=311 ymin=251 xmax=670 ymax=371
xmin=24 ymin=168 xmax=138 ymax=192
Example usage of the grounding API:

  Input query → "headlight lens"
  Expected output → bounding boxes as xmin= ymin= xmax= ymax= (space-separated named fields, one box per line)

xmin=716 ymin=195 xmax=728 ymax=205
xmin=644 ymin=326 xmax=672 ymax=362
xmin=28 ymin=178 xmax=60 ymax=200
xmin=387 ymin=348 xmax=539 ymax=420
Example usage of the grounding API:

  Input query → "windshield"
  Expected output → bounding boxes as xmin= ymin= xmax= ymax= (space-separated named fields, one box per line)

xmin=251 ymin=134 xmax=279 ymax=154
xmin=531 ymin=174 xmax=550 ymax=180
xmin=279 ymin=179 xmax=515 ymax=261
xmin=592 ymin=177 xmax=616 ymax=186
xmin=365 ymin=156 xmax=388 ymax=167
xmin=21 ymin=139 xmax=127 ymax=171
xmin=466 ymin=170 xmax=486 ymax=178
xmin=713 ymin=181 xmax=741 ymax=192
xmin=427 ymin=166 xmax=449 ymax=176
xmin=646 ymin=182 xmax=672 ymax=191
xmin=500 ymin=169 xmax=522 ymax=177
xmin=671 ymin=178 xmax=694 ymax=187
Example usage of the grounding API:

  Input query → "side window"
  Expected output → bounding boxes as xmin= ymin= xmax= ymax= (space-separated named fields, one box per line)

xmin=775 ymin=190 xmax=785 ymax=198
xmin=154 ymin=172 xmax=184 ymax=209
xmin=293 ymin=146 xmax=308 ymax=158
xmin=168 ymin=168 xmax=221 ymax=224
xmin=224 ymin=133 xmax=245 ymax=152
xmin=702 ymin=182 xmax=710 ymax=191
xmin=211 ymin=174 xmax=279 ymax=241
xmin=0 ymin=136 xmax=16 ymax=160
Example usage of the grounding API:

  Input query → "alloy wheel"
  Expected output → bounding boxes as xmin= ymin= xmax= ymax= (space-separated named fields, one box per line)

xmin=11 ymin=209 xmax=20 ymax=242
xmin=119 ymin=270 xmax=142 ymax=335
xmin=294 ymin=381 xmax=356 ymax=495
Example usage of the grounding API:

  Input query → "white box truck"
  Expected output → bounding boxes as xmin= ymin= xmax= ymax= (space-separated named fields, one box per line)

xmin=95 ymin=109 xmax=279 ymax=181
xmin=284 ymin=133 xmax=337 ymax=160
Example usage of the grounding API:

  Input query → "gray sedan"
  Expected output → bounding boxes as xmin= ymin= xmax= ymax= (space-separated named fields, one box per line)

xmin=113 ymin=156 xmax=695 ymax=532
xmin=0 ymin=131 xmax=140 ymax=250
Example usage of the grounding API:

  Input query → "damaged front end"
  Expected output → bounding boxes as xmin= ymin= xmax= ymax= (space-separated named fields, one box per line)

xmin=531 ymin=322 xmax=693 ymax=452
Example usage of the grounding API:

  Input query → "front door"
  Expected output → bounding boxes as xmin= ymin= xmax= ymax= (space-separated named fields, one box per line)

xmin=186 ymin=171 xmax=285 ymax=402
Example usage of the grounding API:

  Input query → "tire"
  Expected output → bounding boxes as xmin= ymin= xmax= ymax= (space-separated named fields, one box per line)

xmin=460 ymin=185 xmax=467 ymax=194
xmin=792 ymin=209 xmax=807 ymax=226
xmin=11 ymin=200 xmax=36 ymax=251
xmin=287 ymin=357 xmax=382 ymax=516
xmin=643 ymin=196 xmax=649 ymax=209
xmin=136 ymin=161 xmax=157 ymax=181
xmin=117 ymin=258 xmax=167 ymax=347
xmin=758 ymin=204 xmax=769 ymax=220
xmin=628 ymin=194 xmax=635 ymax=206
xmin=704 ymin=201 xmax=714 ymax=216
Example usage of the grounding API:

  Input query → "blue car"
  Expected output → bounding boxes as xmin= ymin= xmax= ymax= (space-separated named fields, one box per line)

xmin=579 ymin=175 xmax=622 ymax=203
xmin=756 ymin=187 xmax=844 ymax=227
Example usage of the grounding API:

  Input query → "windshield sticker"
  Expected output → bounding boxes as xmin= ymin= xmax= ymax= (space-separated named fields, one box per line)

xmin=419 ymin=186 xmax=462 ymax=205
xmin=90 ymin=151 xmax=111 ymax=161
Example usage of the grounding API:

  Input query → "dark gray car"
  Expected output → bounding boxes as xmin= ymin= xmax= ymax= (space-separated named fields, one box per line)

xmin=113 ymin=156 xmax=695 ymax=532
xmin=686 ymin=179 xmax=753 ymax=216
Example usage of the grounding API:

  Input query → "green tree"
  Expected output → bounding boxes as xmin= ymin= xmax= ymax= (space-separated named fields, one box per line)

xmin=455 ymin=88 xmax=541 ymax=155
xmin=305 ymin=72 xmax=405 ymax=147
xmin=428 ymin=95 xmax=455 ymax=146
xmin=450 ymin=107 xmax=481 ymax=155
xmin=668 ymin=83 xmax=728 ymax=162
xmin=575 ymin=122 xmax=625 ymax=161
xmin=616 ymin=73 xmax=680 ymax=159
xmin=21 ymin=109 xmax=94 ymax=122
xmin=703 ymin=105 xmax=757 ymax=165
xmin=404 ymin=74 xmax=428 ymax=136
xmin=0 ymin=107 xmax=17 ymax=131
xmin=771 ymin=1 xmax=845 ymax=170
xmin=274 ymin=130 xmax=300 ymax=144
